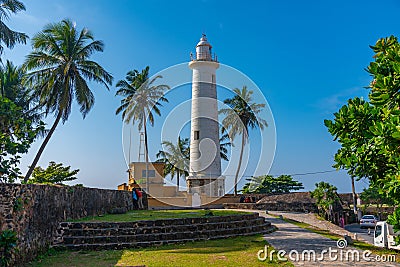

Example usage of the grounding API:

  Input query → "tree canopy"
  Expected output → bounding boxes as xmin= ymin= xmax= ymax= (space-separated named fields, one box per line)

xmin=325 ymin=35 xmax=400 ymax=237
xmin=0 ymin=97 xmax=44 ymax=183
xmin=241 ymin=174 xmax=304 ymax=194
xmin=310 ymin=181 xmax=339 ymax=220
xmin=0 ymin=0 xmax=28 ymax=55
xmin=25 ymin=161 xmax=79 ymax=185
xmin=360 ymin=181 xmax=394 ymax=207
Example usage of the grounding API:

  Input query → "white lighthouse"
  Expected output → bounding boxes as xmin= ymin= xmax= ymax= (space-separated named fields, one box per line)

xmin=187 ymin=34 xmax=225 ymax=197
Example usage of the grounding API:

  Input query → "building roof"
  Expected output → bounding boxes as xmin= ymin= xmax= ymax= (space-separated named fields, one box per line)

xmin=257 ymin=192 xmax=316 ymax=204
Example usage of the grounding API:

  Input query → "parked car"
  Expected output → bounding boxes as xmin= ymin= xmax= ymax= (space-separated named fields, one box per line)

xmin=360 ymin=214 xmax=378 ymax=229
xmin=374 ymin=221 xmax=400 ymax=250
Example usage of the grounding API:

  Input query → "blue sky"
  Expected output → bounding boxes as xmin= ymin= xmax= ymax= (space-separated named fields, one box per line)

xmin=4 ymin=0 xmax=400 ymax=192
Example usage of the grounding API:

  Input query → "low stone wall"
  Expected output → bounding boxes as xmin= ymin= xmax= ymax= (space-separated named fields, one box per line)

xmin=0 ymin=183 xmax=134 ymax=265
xmin=223 ymin=202 xmax=318 ymax=213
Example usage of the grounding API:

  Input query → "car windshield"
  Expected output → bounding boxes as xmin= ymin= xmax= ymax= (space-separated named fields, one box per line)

xmin=362 ymin=215 xmax=375 ymax=219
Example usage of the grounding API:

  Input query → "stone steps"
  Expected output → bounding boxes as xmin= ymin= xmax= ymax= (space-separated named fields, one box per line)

xmin=62 ymin=217 xmax=266 ymax=236
xmin=56 ymin=228 xmax=276 ymax=250
xmin=53 ymin=213 xmax=276 ymax=250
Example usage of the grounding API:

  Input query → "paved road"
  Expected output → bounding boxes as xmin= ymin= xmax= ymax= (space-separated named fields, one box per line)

xmin=345 ymin=224 xmax=374 ymax=245
xmin=228 ymin=210 xmax=399 ymax=266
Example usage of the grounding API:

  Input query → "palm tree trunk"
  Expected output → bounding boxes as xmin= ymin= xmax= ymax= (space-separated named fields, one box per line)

xmin=234 ymin=133 xmax=245 ymax=196
xmin=143 ymin=117 xmax=149 ymax=194
xmin=176 ymin=170 xmax=180 ymax=193
xmin=23 ymin=112 xmax=62 ymax=182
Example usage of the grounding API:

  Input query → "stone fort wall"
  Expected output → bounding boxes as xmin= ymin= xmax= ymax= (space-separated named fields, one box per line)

xmin=0 ymin=183 xmax=133 ymax=265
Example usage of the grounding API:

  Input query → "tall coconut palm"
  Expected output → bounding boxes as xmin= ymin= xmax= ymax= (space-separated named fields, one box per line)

xmin=219 ymin=86 xmax=267 ymax=195
xmin=115 ymin=66 xmax=169 ymax=192
xmin=156 ymin=137 xmax=189 ymax=191
xmin=156 ymin=132 xmax=230 ymax=191
xmin=0 ymin=0 xmax=28 ymax=55
xmin=219 ymin=131 xmax=231 ymax=162
xmin=22 ymin=19 xmax=113 ymax=182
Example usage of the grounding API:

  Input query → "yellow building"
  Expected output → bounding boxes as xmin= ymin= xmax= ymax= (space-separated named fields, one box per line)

xmin=118 ymin=162 xmax=236 ymax=209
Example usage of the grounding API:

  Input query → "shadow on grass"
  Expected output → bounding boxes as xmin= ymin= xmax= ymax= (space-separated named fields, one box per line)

xmin=154 ymin=236 xmax=269 ymax=255
xmin=29 ymin=235 xmax=272 ymax=266
xmin=30 ymin=249 xmax=125 ymax=267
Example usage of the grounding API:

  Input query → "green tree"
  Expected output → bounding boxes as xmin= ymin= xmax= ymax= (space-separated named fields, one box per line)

xmin=324 ymin=97 xmax=381 ymax=213
xmin=241 ymin=174 xmax=304 ymax=194
xmin=0 ymin=61 xmax=45 ymax=183
xmin=156 ymin=137 xmax=189 ymax=190
xmin=115 ymin=66 xmax=169 ymax=191
xmin=0 ymin=60 xmax=43 ymax=125
xmin=310 ymin=182 xmax=339 ymax=221
xmin=25 ymin=161 xmax=79 ymax=185
xmin=0 ymin=0 xmax=28 ymax=56
xmin=325 ymin=36 xmax=400 ymax=234
xmin=22 ymin=19 xmax=113 ymax=182
xmin=0 ymin=97 xmax=44 ymax=183
xmin=387 ymin=208 xmax=400 ymax=244
xmin=219 ymin=86 xmax=267 ymax=195
xmin=360 ymin=181 xmax=394 ymax=215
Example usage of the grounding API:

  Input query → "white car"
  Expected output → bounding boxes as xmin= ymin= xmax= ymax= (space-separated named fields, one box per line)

xmin=360 ymin=215 xmax=378 ymax=229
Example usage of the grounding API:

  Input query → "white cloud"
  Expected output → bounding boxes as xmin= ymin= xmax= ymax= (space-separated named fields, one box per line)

xmin=316 ymin=87 xmax=368 ymax=114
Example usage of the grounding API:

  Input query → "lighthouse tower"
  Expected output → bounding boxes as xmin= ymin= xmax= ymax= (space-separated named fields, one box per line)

xmin=187 ymin=34 xmax=225 ymax=197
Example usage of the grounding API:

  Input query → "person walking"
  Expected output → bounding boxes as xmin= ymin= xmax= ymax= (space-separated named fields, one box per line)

xmin=136 ymin=188 xmax=144 ymax=209
xmin=132 ymin=188 xmax=138 ymax=210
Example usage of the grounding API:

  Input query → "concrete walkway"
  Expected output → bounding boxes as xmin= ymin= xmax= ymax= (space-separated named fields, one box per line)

xmin=345 ymin=223 xmax=374 ymax=245
xmin=230 ymin=209 xmax=399 ymax=266
xmin=267 ymin=211 xmax=363 ymax=241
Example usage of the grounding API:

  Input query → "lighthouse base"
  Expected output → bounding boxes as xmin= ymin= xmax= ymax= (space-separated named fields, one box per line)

xmin=186 ymin=175 xmax=225 ymax=197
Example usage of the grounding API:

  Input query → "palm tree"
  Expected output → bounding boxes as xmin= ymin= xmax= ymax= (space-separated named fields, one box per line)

xmin=156 ymin=132 xmax=230 ymax=191
xmin=219 ymin=86 xmax=267 ymax=195
xmin=0 ymin=0 xmax=28 ymax=55
xmin=22 ymin=19 xmax=113 ymax=182
xmin=156 ymin=137 xmax=189 ymax=191
xmin=115 ymin=66 xmax=169 ymax=192
xmin=219 ymin=130 xmax=231 ymax=162
xmin=0 ymin=60 xmax=44 ymax=136
xmin=1 ymin=60 xmax=26 ymax=104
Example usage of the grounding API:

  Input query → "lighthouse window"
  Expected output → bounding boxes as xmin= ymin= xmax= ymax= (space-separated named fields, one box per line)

xmin=194 ymin=131 xmax=199 ymax=140
xmin=212 ymin=74 xmax=215 ymax=83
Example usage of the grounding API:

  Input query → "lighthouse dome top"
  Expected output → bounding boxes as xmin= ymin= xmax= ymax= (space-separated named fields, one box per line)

xmin=190 ymin=34 xmax=218 ymax=62
xmin=197 ymin=34 xmax=212 ymax=48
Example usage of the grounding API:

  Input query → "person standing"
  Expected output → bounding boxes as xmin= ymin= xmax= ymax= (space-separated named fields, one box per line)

xmin=136 ymin=188 xmax=144 ymax=209
xmin=132 ymin=188 xmax=138 ymax=210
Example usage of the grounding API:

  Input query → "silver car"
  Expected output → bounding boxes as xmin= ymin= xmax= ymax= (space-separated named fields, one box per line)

xmin=360 ymin=215 xmax=378 ymax=229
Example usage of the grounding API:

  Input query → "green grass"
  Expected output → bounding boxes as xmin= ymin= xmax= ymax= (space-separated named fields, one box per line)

xmin=29 ymin=235 xmax=293 ymax=267
xmin=281 ymin=217 xmax=400 ymax=263
xmin=71 ymin=209 xmax=250 ymax=223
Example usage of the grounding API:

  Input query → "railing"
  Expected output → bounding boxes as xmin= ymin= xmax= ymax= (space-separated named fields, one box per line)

xmin=190 ymin=52 xmax=218 ymax=62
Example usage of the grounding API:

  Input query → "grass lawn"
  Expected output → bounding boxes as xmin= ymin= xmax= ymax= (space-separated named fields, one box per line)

xmin=30 ymin=235 xmax=293 ymax=267
xmin=71 ymin=209 xmax=250 ymax=223
xmin=282 ymin=218 xmax=400 ymax=263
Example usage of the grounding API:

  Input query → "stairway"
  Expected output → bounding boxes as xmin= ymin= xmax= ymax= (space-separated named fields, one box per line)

xmin=53 ymin=213 xmax=276 ymax=250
